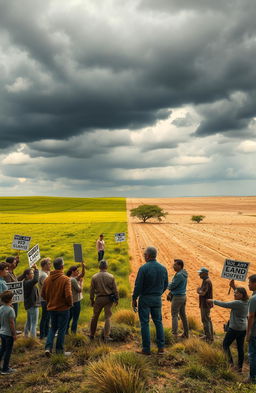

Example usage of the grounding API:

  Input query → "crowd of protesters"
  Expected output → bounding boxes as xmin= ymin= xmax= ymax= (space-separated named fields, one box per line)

xmin=1 ymin=242 xmax=256 ymax=384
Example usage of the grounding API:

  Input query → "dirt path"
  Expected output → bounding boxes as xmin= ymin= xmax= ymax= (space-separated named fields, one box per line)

xmin=127 ymin=197 xmax=256 ymax=331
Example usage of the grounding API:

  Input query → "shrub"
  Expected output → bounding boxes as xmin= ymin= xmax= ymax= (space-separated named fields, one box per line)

xmin=48 ymin=354 xmax=71 ymax=375
xmin=118 ymin=286 xmax=128 ymax=298
xmin=114 ymin=309 xmax=137 ymax=326
xmin=191 ymin=215 xmax=205 ymax=223
xmin=110 ymin=324 xmax=133 ymax=342
xmin=85 ymin=358 xmax=145 ymax=393
xmin=182 ymin=364 xmax=210 ymax=380
xmin=109 ymin=351 xmax=152 ymax=380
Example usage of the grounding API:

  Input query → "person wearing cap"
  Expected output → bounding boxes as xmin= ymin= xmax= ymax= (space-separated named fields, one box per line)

xmin=197 ymin=267 xmax=214 ymax=342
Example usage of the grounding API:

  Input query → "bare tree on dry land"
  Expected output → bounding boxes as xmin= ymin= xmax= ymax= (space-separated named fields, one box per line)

xmin=191 ymin=215 xmax=205 ymax=223
xmin=130 ymin=204 xmax=168 ymax=223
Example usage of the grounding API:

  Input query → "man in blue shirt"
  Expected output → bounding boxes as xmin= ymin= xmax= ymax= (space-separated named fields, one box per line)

xmin=132 ymin=246 xmax=168 ymax=355
xmin=168 ymin=259 xmax=189 ymax=339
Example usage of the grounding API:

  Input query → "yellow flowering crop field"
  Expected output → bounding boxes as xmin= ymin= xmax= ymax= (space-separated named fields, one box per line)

xmin=0 ymin=197 xmax=130 ymax=326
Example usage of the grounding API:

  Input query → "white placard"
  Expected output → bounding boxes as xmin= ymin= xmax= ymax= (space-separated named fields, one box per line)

xmin=6 ymin=282 xmax=24 ymax=304
xmin=27 ymin=244 xmax=41 ymax=267
xmin=221 ymin=259 xmax=250 ymax=282
xmin=12 ymin=234 xmax=31 ymax=251
xmin=115 ymin=232 xmax=126 ymax=242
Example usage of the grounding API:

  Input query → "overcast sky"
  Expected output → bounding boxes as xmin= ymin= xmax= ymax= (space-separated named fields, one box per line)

xmin=1 ymin=0 xmax=256 ymax=197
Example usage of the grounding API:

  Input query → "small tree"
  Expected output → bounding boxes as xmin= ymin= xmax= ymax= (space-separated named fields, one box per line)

xmin=130 ymin=204 xmax=168 ymax=223
xmin=191 ymin=215 xmax=205 ymax=223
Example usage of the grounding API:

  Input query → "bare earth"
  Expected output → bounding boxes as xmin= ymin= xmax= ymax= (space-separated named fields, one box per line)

xmin=127 ymin=196 xmax=256 ymax=332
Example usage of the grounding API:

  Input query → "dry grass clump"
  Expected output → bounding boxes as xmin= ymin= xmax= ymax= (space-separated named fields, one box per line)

xmin=197 ymin=345 xmax=228 ymax=370
xmin=65 ymin=333 xmax=88 ymax=349
xmin=110 ymin=324 xmax=133 ymax=342
xmin=14 ymin=337 xmax=40 ymax=353
xmin=85 ymin=357 xmax=145 ymax=393
xmin=182 ymin=363 xmax=210 ymax=380
xmin=187 ymin=315 xmax=200 ymax=331
xmin=183 ymin=337 xmax=208 ymax=354
xmin=48 ymin=354 xmax=71 ymax=375
xmin=75 ymin=343 xmax=111 ymax=365
xmin=109 ymin=351 xmax=152 ymax=380
xmin=114 ymin=309 xmax=137 ymax=326
xmin=171 ymin=342 xmax=185 ymax=353
xmin=150 ymin=327 xmax=175 ymax=346
xmin=22 ymin=372 xmax=48 ymax=387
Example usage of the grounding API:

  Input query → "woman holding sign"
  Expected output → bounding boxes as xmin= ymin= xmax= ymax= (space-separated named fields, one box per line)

xmin=20 ymin=265 xmax=40 ymax=338
xmin=66 ymin=262 xmax=85 ymax=334
xmin=207 ymin=286 xmax=249 ymax=372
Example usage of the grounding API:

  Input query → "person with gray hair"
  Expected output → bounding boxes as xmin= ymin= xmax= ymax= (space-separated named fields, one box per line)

xmin=132 ymin=246 xmax=168 ymax=355
xmin=89 ymin=260 xmax=118 ymax=341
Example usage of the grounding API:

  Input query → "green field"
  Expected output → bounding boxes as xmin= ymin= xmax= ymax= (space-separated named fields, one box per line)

xmin=0 ymin=197 xmax=129 ymax=326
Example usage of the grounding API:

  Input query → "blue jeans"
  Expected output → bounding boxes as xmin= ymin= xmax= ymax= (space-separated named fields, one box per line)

xmin=66 ymin=301 xmax=81 ymax=334
xmin=24 ymin=307 xmax=39 ymax=338
xmin=45 ymin=310 xmax=70 ymax=353
xmin=249 ymin=336 xmax=256 ymax=382
xmin=40 ymin=301 xmax=50 ymax=339
xmin=223 ymin=328 xmax=246 ymax=370
xmin=138 ymin=298 xmax=165 ymax=353
xmin=0 ymin=334 xmax=14 ymax=372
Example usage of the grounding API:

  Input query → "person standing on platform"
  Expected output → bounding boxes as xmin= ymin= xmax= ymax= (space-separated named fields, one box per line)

xmin=96 ymin=234 xmax=105 ymax=262
xmin=197 ymin=267 xmax=214 ymax=342
xmin=132 ymin=246 xmax=168 ymax=355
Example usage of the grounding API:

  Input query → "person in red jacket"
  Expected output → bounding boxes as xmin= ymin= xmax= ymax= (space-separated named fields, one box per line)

xmin=41 ymin=257 xmax=72 ymax=356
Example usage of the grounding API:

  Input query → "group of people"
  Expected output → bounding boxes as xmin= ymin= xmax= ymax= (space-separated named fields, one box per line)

xmin=132 ymin=246 xmax=256 ymax=384
xmin=1 ymin=241 xmax=256 ymax=384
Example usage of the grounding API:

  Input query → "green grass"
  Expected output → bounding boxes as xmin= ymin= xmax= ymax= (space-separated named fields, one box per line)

xmin=0 ymin=197 xmax=129 ymax=328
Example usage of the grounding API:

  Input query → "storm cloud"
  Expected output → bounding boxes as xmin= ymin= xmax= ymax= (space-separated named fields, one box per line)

xmin=0 ymin=0 xmax=256 ymax=196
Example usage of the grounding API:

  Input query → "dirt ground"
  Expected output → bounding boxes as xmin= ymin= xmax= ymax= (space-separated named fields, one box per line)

xmin=127 ymin=196 xmax=256 ymax=332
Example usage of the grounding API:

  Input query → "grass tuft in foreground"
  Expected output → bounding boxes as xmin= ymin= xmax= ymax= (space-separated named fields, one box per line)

xmin=113 ymin=309 xmax=138 ymax=326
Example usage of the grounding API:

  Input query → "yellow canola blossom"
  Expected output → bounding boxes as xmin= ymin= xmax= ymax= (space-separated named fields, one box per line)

xmin=0 ymin=211 xmax=127 ymax=224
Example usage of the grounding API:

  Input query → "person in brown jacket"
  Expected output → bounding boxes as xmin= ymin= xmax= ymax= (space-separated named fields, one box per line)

xmin=89 ymin=260 xmax=118 ymax=341
xmin=41 ymin=257 xmax=72 ymax=356
xmin=197 ymin=267 xmax=214 ymax=342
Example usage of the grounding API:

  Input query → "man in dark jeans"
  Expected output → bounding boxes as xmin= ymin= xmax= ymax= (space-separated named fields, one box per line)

xmin=132 ymin=246 xmax=168 ymax=355
xmin=38 ymin=258 xmax=51 ymax=339
xmin=41 ymin=258 xmax=72 ymax=356
xmin=96 ymin=234 xmax=105 ymax=262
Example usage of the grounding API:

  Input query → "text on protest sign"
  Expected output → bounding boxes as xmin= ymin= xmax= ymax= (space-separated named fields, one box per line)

xmin=27 ymin=244 xmax=41 ymax=267
xmin=6 ymin=282 xmax=24 ymax=304
xmin=221 ymin=259 xmax=250 ymax=282
xmin=115 ymin=232 xmax=126 ymax=243
xmin=12 ymin=234 xmax=31 ymax=251
xmin=73 ymin=244 xmax=83 ymax=263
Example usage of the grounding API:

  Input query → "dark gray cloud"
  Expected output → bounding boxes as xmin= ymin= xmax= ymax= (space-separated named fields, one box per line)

xmin=0 ymin=0 xmax=256 ymax=150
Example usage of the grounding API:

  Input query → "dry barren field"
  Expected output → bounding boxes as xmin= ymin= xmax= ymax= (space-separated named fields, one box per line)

xmin=127 ymin=196 xmax=256 ymax=331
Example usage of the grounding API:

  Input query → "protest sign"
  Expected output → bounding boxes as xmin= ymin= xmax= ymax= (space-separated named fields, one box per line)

xmin=27 ymin=244 xmax=40 ymax=267
xmin=12 ymin=234 xmax=31 ymax=251
xmin=115 ymin=232 xmax=126 ymax=242
xmin=6 ymin=282 xmax=24 ymax=303
xmin=221 ymin=259 xmax=250 ymax=282
xmin=73 ymin=244 xmax=83 ymax=262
